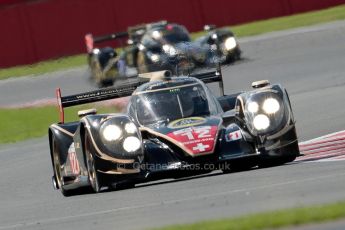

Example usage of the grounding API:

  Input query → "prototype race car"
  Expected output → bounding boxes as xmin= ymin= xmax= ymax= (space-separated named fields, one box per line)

xmin=85 ymin=21 xmax=241 ymax=87
xmin=49 ymin=67 xmax=299 ymax=196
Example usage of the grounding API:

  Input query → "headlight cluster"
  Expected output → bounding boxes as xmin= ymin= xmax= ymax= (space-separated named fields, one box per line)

xmin=224 ymin=37 xmax=237 ymax=50
xmin=250 ymin=98 xmax=281 ymax=131
xmin=101 ymin=121 xmax=141 ymax=153
xmin=245 ymin=97 xmax=284 ymax=133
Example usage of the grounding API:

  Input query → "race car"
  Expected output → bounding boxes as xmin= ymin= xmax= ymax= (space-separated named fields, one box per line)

xmin=49 ymin=66 xmax=299 ymax=196
xmin=85 ymin=21 xmax=241 ymax=87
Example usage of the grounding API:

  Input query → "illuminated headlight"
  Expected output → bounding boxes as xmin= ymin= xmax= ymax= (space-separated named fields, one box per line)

xmin=253 ymin=114 xmax=270 ymax=131
xmin=102 ymin=125 xmax=122 ymax=141
xmin=125 ymin=122 xmax=137 ymax=134
xmin=224 ymin=37 xmax=237 ymax=50
xmin=263 ymin=98 xmax=280 ymax=114
xmin=152 ymin=30 xmax=162 ymax=39
xmin=123 ymin=136 xmax=141 ymax=152
xmin=150 ymin=54 xmax=160 ymax=63
xmin=162 ymin=44 xmax=177 ymax=56
xmin=92 ymin=48 xmax=100 ymax=55
xmin=247 ymin=102 xmax=259 ymax=113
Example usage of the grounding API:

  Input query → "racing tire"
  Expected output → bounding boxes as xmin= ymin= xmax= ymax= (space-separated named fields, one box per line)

xmin=85 ymin=132 xmax=102 ymax=193
xmin=52 ymin=137 xmax=73 ymax=197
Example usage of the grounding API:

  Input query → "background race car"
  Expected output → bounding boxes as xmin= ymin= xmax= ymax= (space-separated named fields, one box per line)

xmin=85 ymin=21 xmax=241 ymax=87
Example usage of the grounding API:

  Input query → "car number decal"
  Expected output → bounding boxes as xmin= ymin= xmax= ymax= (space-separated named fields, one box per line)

xmin=167 ymin=125 xmax=218 ymax=154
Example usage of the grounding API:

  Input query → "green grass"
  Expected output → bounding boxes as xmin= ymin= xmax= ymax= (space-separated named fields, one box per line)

xmin=1 ymin=4 xmax=345 ymax=80
xmin=0 ymin=105 xmax=116 ymax=144
xmin=156 ymin=201 xmax=345 ymax=230
xmin=193 ymin=4 xmax=345 ymax=38
xmin=0 ymin=54 xmax=86 ymax=80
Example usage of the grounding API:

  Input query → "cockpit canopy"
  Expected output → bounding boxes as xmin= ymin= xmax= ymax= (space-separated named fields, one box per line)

xmin=141 ymin=24 xmax=191 ymax=48
xmin=128 ymin=77 xmax=222 ymax=126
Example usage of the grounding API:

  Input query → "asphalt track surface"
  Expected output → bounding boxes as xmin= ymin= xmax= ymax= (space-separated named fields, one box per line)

xmin=0 ymin=21 xmax=345 ymax=230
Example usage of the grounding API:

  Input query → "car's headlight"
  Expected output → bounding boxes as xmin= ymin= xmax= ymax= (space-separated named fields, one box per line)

xmin=102 ymin=125 xmax=122 ymax=141
xmin=263 ymin=98 xmax=280 ymax=114
xmin=247 ymin=102 xmax=259 ymax=113
xmin=150 ymin=54 xmax=160 ymax=63
xmin=152 ymin=30 xmax=162 ymax=39
xmin=92 ymin=48 xmax=100 ymax=55
xmin=253 ymin=114 xmax=270 ymax=131
xmin=224 ymin=37 xmax=237 ymax=50
xmin=123 ymin=136 xmax=141 ymax=152
xmin=162 ymin=44 xmax=177 ymax=56
xmin=125 ymin=122 xmax=137 ymax=134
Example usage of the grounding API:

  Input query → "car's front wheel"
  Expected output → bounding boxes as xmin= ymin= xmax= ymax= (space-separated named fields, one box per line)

xmin=85 ymin=132 xmax=102 ymax=193
xmin=52 ymin=138 xmax=73 ymax=196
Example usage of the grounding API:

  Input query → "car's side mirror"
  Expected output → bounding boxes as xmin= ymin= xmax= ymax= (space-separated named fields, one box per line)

xmin=78 ymin=108 xmax=97 ymax=118
xmin=204 ymin=24 xmax=216 ymax=31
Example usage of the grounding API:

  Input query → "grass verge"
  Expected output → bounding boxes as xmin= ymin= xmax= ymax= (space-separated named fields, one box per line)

xmin=0 ymin=54 xmax=86 ymax=80
xmin=1 ymin=4 xmax=345 ymax=80
xmin=192 ymin=4 xmax=345 ymax=38
xmin=156 ymin=201 xmax=345 ymax=230
xmin=0 ymin=105 xmax=116 ymax=144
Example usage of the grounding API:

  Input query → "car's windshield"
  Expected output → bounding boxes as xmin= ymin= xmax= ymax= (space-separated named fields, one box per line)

xmin=135 ymin=84 xmax=210 ymax=125
xmin=161 ymin=30 xmax=190 ymax=44
xmin=149 ymin=26 xmax=191 ymax=44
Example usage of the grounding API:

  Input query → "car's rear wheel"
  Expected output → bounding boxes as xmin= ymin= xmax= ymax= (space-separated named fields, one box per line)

xmin=85 ymin=132 xmax=102 ymax=193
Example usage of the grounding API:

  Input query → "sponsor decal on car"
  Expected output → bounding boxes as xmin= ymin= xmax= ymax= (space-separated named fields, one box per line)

xmin=168 ymin=117 xmax=206 ymax=129
xmin=68 ymin=143 xmax=80 ymax=175
xmin=167 ymin=125 xmax=218 ymax=154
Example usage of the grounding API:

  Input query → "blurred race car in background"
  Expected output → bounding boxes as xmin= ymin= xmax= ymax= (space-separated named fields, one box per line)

xmin=85 ymin=21 xmax=241 ymax=87
xmin=49 ymin=66 xmax=299 ymax=196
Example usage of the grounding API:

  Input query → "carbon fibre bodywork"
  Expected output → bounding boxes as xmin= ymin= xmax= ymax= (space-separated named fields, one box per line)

xmin=48 ymin=70 xmax=298 ymax=196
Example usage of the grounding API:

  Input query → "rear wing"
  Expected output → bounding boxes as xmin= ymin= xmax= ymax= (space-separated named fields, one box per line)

xmin=56 ymin=66 xmax=224 ymax=123
xmin=56 ymin=82 xmax=139 ymax=123
xmin=84 ymin=31 xmax=128 ymax=53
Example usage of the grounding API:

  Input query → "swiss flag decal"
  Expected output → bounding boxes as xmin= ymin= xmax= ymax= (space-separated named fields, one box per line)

xmin=167 ymin=125 xmax=218 ymax=155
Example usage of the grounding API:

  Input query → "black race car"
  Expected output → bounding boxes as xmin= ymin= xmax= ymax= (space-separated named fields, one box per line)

xmin=49 ymin=67 xmax=299 ymax=196
xmin=85 ymin=21 xmax=241 ymax=87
